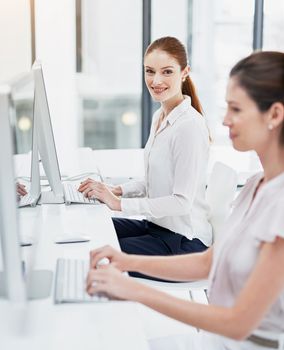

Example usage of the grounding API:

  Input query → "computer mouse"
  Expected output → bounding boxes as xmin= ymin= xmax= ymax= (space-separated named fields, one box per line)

xmin=20 ymin=235 xmax=34 ymax=246
xmin=54 ymin=234 xmax=91 ymax=244
xmin=20 ymin=239 xmax=34 ymax=247
xmin=96 ymin=257 xmax=110 ymax=268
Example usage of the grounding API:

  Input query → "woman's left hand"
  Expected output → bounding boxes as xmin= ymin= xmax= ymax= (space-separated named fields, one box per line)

xmin=86 ymin=265 xmax=140 ymax=300
xmin=81 ymin=181 xmax=121 ymax=211
xmin=16 ymin=182 xmax=27 ymax=196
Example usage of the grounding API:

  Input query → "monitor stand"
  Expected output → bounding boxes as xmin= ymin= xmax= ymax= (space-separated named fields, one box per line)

xmin=0 ymin=270 xmax=53 ymax=300
xmin=40 ymin=191 xmax=64 ymax=204
xmin=26 ymin=270 xmax=53 ymax=299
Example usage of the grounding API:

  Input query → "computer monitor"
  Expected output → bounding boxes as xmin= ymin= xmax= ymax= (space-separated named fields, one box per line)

xmin=2 ymin=71 xmax=41 ymax=207
xmin=8 ymin=70 xmax=35 ymax=155
xmin=0 ymin=87 xmax=27 ymax=303
xmin=0 ymin=87 xmax=52 ymax=301
xmin=31 ymin=61 xmax=64 ymax=204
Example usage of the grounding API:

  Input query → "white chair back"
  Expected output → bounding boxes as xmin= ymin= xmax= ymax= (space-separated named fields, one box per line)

xmin=206 ymin=161 xmax=238 ymax=242
xmin=132 ymin=162 xmax=238 ymax=292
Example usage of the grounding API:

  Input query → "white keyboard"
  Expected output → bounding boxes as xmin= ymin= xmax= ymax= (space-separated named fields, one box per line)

xmin=63 ymin=182 xmax=99 ymax=205
xmin=54 ymin=258 xmax=109 ymax=304
xmin=18 ymin=193 xmax=38 ymax=207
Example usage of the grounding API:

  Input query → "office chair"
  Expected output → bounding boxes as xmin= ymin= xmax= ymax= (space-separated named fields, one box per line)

xmin=132 ymin=162 xmax=238 ymax=297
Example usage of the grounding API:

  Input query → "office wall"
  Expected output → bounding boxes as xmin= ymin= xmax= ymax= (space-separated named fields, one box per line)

xmin=0 ymin=0 xmax=31 ymax=82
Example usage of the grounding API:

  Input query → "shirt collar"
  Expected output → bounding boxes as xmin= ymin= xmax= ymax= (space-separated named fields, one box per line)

xmin=261 ymin=171 xmax=284 ymax=193
xmin=244 ymin=171 xmax=284 ymax=207
xmin=166 ymin=95 xmax=192 ymax=126
xmin=156 ymin=95 xmax=192 ymax=128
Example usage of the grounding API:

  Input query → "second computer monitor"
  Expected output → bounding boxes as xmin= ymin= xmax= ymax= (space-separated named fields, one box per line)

xmin=31 ymin=61 xmax=64 ymax=204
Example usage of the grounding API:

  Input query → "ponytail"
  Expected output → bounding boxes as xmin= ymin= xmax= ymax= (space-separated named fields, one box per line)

xmin=182 ymin=76 xmax=203 ymax=115
xmin=183 ymin=76 xmax=212 ymax=142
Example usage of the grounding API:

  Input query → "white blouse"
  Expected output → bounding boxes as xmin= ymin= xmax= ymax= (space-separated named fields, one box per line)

xmin=120 ymin=96 xmax=212 ymax=246
xmin=208 ymin=171 xmax=284 ymax=334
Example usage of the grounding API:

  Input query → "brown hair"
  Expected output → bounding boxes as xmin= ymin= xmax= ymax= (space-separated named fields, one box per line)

xmin=145 ymin=36 xmax=203 ymax=115
xmin=230 ymin=51 xmax=284 ymax=144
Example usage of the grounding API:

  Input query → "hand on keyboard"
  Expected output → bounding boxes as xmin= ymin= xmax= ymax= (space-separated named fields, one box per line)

xmin=16 ymin=182 xmax=27 ymax=196
xmin=54 ymin=259 xmax=109 ymax=303
xmin=86 ymin=263 xmax=137 ymax=301
xmin=79 ymin=178 xmax=122 ymax=196
xmin=78 ymin=180 xmax=121 ymax=211
xmin=89 ymin=245 xmax=129 ymax=272
xmin=17 ymin=182 xmax=39 ymax=207
xmin=63 ymin=182 xmax=98 ymax=204
xmin=96 ymin=257 xmax=110 ymax=268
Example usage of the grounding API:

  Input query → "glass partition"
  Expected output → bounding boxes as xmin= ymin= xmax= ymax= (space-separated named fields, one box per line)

xmin=191 ymin=0 xmax=254 ymax=144
xmin=78 ymin=0 xmax=142 ymax=149
xmin=263 ymin=0 xmax=284 ymax=51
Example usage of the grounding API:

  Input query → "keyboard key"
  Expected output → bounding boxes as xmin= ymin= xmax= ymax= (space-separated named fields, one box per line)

xmin=54 ymin=258 xmax=109 ymax=303
xmin=18 ymin=193 xmax=38 ymax=207
xmin=63 ymin=182 xmax=99 ymax=205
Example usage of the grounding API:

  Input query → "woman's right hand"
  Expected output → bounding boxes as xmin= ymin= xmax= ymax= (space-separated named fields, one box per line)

xmin=86 ymin=264 xmax=143 ymax=300
xmin=89 ymin=245 xmax=132 ymax=272
xmin=78 ymin=178 xmax=122 ymax=196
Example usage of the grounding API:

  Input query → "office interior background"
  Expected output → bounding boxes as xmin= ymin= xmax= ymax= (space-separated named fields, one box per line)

xmin=0 ymin=0 xmax=283 ymax=165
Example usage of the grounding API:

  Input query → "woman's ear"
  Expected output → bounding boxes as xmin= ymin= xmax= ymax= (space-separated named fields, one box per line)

xmin=182 ymin=65 xmax=190 ymax=81
xmin=267 ymin=102 xmax=284 ymax=129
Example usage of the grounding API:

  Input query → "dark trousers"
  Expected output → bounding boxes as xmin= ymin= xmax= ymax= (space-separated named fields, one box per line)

xmin=112 ymin=218 xmax=207 ymax=280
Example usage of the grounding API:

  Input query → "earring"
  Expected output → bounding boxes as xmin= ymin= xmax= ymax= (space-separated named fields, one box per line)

xmin=268 ymin=124 xmax=274 ymax=130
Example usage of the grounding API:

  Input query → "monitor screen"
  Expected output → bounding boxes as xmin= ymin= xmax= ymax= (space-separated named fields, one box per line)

xmin=0 ymin=84 xmax=53 ymax=303
xmin=7 ymin=71 xmax=42 ymax=202
xmin=0 ymin=87 xmax=27 ymax=303
xmin=31 ymin=61 xmax=64 ymax=203
xmin=9 ymin=72 xmax=35 ymax=155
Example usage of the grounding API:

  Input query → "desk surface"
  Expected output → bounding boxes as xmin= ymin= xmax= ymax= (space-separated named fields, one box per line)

xmin=0 ymin=204 xmax=149 ymax=350
xmin=6 ymin=147 xmax=238 ymax=349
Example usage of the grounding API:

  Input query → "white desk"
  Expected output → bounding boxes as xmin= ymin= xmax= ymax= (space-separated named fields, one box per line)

xmin=0 ymin=203 xmax=149 ymax=350
xmin=6 ymin=146 xmax=247 ymax=349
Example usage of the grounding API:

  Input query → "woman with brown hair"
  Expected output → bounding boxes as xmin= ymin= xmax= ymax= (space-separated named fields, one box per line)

xmin=86 ymin=51 xmax=284 ymax=349
xmin=79 ymin=37 xmax=212 ymax=270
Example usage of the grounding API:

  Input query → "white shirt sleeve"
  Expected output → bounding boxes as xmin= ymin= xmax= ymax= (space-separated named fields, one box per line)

xmin=121 ymin=119 xmax=208 ymax=217
xmin=251 ymin=198 xmax=284 ymax=243
xmin=120 ymin=180 xmax=146 ymax=198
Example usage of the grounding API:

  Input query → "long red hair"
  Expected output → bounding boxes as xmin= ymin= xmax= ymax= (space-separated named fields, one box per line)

xmin=145 ymin=36 xmax=203 ymax=115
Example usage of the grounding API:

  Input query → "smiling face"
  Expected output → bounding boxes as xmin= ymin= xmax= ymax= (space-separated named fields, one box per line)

xmin=223 ymin=77 xmax=272 ymax=153
xmin=144 ymin=49 xmax=188 ymax=105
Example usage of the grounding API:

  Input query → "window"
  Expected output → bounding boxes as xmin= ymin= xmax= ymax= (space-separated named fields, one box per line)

xmin=76 ymin=0 xmax=281 ymax=154
xmin=191 ymin=0 xmax=254 ymax=145
xmin=78 ymin=0 xmax=142 ymax=149
xmin=263 ymin=0 xmax=284 ymax=51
